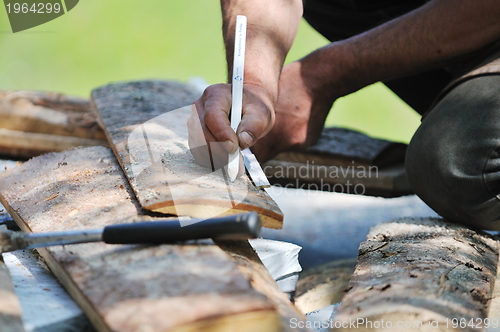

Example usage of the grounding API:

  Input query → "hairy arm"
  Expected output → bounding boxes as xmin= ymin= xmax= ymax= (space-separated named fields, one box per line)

xmin=221 ymin=0 xmax=303 ymax=98
xmin=305 ymin=0 xmax=500 ymax=99
xmin=190 ymin=0 xmax=303 ymax=163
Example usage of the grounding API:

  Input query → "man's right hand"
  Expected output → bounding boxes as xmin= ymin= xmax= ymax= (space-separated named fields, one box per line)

xmin=187 ymin=82 xmax=275 ymax=171
xmin=188 ymin=59 xmax=339 ymax=167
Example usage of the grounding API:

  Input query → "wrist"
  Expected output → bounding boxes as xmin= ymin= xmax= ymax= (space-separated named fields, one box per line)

xmin=299 ymin=41 xmax=365 ymax=100
xmin=243 ymin=80 xmax=278 ymax=108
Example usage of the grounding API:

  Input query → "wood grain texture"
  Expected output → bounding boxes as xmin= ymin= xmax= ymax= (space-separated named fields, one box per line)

xmin=334 ymin=218 xmax=500 ymax=332
xmin=273 ymin=128 xmax=407 ymax=168
xmin=0 ymin=253 xmax=25 ymax=332
xmin=91 ymin=80 xmax=283 ymax=229
xmin=265 ymin=127 xmax=412 ymax=197
xmin=488 ymin=236 xmax=500 ymax=325
xmin=216 ymin=240 xmax=308 ymax=332
xmin=263 ymin=160 xmax=411 ymax=197
xmin=294 ymin=259 xmax=357 ymax=314
xmin=0 ymin=128 xmax=107 ymax=158
xmin=0 ymin=91 xmax=107 ymax=158
xmin=0 ymin=90 xmax=105 ymax=139
xmin=0 ymin=146 xmax=292 ymax=332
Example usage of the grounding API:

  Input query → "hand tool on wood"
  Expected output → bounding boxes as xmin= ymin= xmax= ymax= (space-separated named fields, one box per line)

xmin=0 ymin=212 xmax=261 ymax=253
xmin=242 ymin=148 xmax=271 ymax=189
xmin=228 ymin=15 xmax=247 ymax=182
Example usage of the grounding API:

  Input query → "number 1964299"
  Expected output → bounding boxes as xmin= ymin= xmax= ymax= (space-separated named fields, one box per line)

xmin=6 ymin=2 xmax=61 ymax=14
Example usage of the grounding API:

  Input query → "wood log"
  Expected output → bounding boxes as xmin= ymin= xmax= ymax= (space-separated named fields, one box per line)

xmin=91 ymin=80 xmax=283 ymax=229
xmin=0 ymin=250 xmax=25 ymax=332
xmin=0 ymin=91 xmax=107 ymax=158
xmin=294 ymin=259 xmax=357 ymax=314
xmin=0 ymin=146 xmax=299 ymax=332
xmin=334 ymin=218 xmax=500 ymax=332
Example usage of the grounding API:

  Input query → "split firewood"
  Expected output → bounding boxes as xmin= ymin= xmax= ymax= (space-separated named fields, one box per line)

xmin=0 ymin=252 xmax=25 ymax=332
xmin=334 ymin=218 xmax=500 ymax=332
xmin=0 ymin=90 xmax=107 ymax=158
xmin=294 ymin=259 xmax=357 ymax=314
xmin=91 ymin=80 xmax=283 ymax=229
xmin=0 ymin=146 xmax=302 ymax=332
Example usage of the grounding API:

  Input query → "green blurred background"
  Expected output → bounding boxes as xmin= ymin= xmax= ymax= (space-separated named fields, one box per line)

xmin=0 ymin=1 xmax=421 ymax=143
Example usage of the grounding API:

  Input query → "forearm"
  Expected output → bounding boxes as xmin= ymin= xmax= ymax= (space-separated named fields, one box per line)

xmin=221 ymin=0 xmax=303 ymax=101
xmin=305 ymin=0 xmax=500 ymax=98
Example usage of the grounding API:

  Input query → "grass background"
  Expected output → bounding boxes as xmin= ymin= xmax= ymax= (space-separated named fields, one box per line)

xmin=0 ymin=1 xmax=421 ymax=143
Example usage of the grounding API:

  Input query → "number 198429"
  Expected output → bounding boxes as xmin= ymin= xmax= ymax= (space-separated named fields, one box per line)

xmin=6 ymin=2 xmax=61 ymax=14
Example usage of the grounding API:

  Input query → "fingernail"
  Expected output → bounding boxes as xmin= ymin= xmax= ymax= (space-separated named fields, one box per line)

xmin=224 ymin=140 xmax=237 ymax=153
xmin=239 ymin=131 xmax=254 ymax=147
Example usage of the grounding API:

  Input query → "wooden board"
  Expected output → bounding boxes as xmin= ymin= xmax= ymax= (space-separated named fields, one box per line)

xmin=0 ymin=91 xmax=107 ymax=158
xmin=0 ymin=250 xmax=25 ymax=332
xmin=334 ymin=218 xmax=500 ymax=331
xmin=0 ymin=90 xmax=105 ymax=139
xmin=294 ymin=258 xmax=357 ymax=314
xmin=91 ymin=80 xmax=283 ymax=229
xmin=0 ymin=146 xmax=299 ymax=332
xmin=216 ymin=240 xmax=308 ymax=332
xmin=0 ymin=128 xmax=107 ymax=158
xmin=273 ymin=127 xmax=407 ymax=168
xmin=264 ymin=127 xmax=412 ymax=197
xmin=263 ymin=160 xmax=411 ymax=198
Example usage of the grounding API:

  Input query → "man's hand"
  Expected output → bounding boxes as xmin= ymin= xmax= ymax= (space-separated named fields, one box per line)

xmin=187 ymin=82 xmax=275 ymax=173
xmin=188 ymin=59 xmax=339 ymax=166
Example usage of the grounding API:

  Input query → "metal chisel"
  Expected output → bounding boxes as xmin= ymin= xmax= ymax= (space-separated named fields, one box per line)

xmin=0 ymin=212 xmax=261 ymax=253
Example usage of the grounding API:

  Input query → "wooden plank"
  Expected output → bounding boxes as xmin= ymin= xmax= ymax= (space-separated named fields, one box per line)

xmin=0 ymin=251 xmax=25 ymax=332
xmin=91 ymin=80 xmax=283 ymax=229
xmin=0 ymin=128 xmax=107 ymax=158
xmin=217 ymin=240 xmax=308 ymax=332
xmin=334 ymin=218 xmax=500 ymax=331
xmin=0 ymin=91 xmax=107 ymax=158
xmin=264 ymin=127 xmax=412 ymax=197
xmin=0 ymin=90 xmax=105 ymax=139
xmin=3 ymin=250 xmax=94 ymax=331
xmin=273 ymin=127 xmax=407 ymax=168
xmin=0 ymin=146 xmax=297 ymax=332
xmin=263 ymin=160 xmax=411 ymax=197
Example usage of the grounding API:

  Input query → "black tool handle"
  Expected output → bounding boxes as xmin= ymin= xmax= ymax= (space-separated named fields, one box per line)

xmin=102 ymin=212 xmax=261 ymax=244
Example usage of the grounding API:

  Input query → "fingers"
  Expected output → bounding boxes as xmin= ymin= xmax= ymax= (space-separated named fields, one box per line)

xmin=200 ymin=84 xmax=239 ymax=153
xmin=188 ymin=85 xmax=238 ymax=171
xmin=236 ymin=84 xmax=275 ymax=150
xmin=187 ymin=83 xmax=275 ymax=179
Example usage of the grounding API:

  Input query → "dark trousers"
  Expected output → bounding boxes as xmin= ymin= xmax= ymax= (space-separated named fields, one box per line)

xmin=304 ymin=0 xmax=500 ymax=229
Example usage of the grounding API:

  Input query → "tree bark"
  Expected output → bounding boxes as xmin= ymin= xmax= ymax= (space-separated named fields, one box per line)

xmin=334 ymin=218 xmax=500 ymax=332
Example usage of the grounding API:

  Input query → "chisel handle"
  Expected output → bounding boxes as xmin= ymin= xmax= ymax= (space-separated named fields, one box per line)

xmin=102 ymin=212 xmax=261 ymax=244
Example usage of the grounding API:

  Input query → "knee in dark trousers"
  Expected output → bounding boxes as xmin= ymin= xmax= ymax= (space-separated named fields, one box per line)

xmin=406 ymin=75 xmax=500 ymax=230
